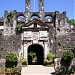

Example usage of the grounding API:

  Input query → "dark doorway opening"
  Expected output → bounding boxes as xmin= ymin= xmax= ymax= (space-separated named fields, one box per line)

xmin=28 ymin=44 xmax=44 ymax=65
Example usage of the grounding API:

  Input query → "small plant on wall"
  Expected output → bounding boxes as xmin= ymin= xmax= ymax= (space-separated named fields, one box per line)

xmin=15 ymin=24 xmax=22 ymax=34
xmin=7 ymin=11 xmax=13 ymax=22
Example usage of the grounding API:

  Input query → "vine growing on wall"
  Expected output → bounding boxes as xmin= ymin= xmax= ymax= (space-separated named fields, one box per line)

xmin=7 ymin=11 xmax=13 ymax=26
xmin=7 ymin=11 xmax=13 ymax=22
xmin=15 ymin=24 xmax=22 ymax=34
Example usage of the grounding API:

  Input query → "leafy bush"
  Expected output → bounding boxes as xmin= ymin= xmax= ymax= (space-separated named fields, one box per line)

xmin=62 ymin=50 xmax=74 ymax=61
xmin=44 ymin=52 xmax=56 ymax=65
xmin=61 ymin=50 xmax=74 ymax=66
xmin=44 ymin=59 xmax=49 ymax=65
xmin=21 ymin=58 xmax=27 ymax=65
xmin=6 ymin=52 xmax=18 ymax=68
xmin=5 ymin=66 xmax=21 ymax=74
xmin=44 ymin=59 xmax=53 ymax=65
xmin=60 ymin=50 xmax=74 ymax=74
xmin=47 ymin=52 xmax=56 ymax=62
xmin=12 ymin=66 xmax=21 ymax=74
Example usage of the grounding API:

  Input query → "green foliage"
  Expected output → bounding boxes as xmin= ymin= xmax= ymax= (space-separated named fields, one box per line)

xmin=6 ymin=52 xmax=18 ymax=62
xmin=12 ymin=66 xmax=21 ymax=74
xmin=21 ymin=58 xmax=27 ymax=65
xmin=28 ymin=51 xmax=36 ymax=59
xmin=7 ymin=11 xmax=13 ymax=22
xmin=44 ymin=52 xmax=56 ymax=65
xmin=6 ymin=52 xmax=18 ymax=67
xmin=5 ymin=66 xmax=21 ymax=74
xmin=44 ymin=59 xmax=53 ymax=65
xmin=47 ymin=52 xmax=56 ymax=61
xmin=62 ymin=50 xmax=74 ymax=61
xmin=69 ymin=19 xmax=75 ymax=25
xmin=61 ymin=50 xmax=74 ymax=73
xmin=15 ymin=24 xmax=21 ymax=34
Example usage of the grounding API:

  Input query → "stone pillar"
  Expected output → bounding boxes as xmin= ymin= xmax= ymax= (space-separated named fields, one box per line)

xmin=55 ymin=11 xmax=59 ymax=27
xmin=39 ymin=0 xmax=44 ymax=12
xmin=25 ymin=0 xmax=31 ymax=23
xmin=24 ymin=43 xmax=28 ymax=59
xmin=3 ymin=10 xmax=9 ymax=35
xmin=39 ymin=0 xmax=44 ymax=20
xmin=44 ymin=42 xmax=49 ymax=59
xmin=13 ymin=10 xmax=17 ymax=35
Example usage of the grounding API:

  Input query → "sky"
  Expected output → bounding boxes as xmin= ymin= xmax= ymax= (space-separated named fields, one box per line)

xmin=0 ymin=0 xmax=75 ymax=19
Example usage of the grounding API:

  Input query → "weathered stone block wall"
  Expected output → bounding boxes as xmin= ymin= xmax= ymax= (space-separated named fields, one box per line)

xmin=0 ymin=34 xmax=21 ymax=58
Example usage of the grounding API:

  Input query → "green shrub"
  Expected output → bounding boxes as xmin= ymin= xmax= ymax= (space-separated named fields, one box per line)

xmin=6 ymin=52 xmax=18 ymax=68
xmin=5 ymin=66 xmax=21 ymax=74
xmin=44 ymin=52 xmax=56 ymax=65
xmin=44 ymin=59 xmax=49 ymax=65
xmin=21 ymin=58 xmax=27 ymax=65
xmin=62 ymin=50 xmax=74 ymax=61
xmin=61 ymin=50 xmax=74 ymax=73
xmin=47 ymin=52 xmax=56 ymax=63
xmin=44 ymin=59 xmax=53 ymax=65
xmin=12 ymin=66 xmax=21 ymax=74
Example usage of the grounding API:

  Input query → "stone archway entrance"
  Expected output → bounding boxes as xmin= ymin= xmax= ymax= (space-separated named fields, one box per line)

xmin=28 ymin=44 xmax=44 ymax=65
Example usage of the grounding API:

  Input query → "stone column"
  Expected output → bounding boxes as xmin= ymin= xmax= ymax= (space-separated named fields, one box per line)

xmin=39 ymin=0 xmax=44 ymax=12
xmin=25 ymin=0 xmax=31 ymax=23
xmin=24 ymin=43 xmax=28 ymax=59
xmin=13 ymin=10 xmax=17 ymax=35
xmin=39 ymin=0 xmax=44 ymax=20
xmin=3 ymin=10 xmax=9 ymax=35
xmin=55 ymin=11 xmax=59 ymax=27
xmin=44 ymin=42 xmax=49 ymax=59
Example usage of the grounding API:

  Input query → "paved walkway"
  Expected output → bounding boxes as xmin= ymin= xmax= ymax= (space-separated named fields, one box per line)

xmin=21 ymin=65 xmax=55 ymax=75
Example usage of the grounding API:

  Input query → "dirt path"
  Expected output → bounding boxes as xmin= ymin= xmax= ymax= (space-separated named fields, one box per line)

xmin=21 ymin=65 xmax=55 ymax=75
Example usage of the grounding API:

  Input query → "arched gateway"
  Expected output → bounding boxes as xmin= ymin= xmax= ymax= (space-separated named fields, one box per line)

xmin=28 ymin=44 xmax=44 ymax=65
xmin=21 ymin=19 xmax=50 ymax=65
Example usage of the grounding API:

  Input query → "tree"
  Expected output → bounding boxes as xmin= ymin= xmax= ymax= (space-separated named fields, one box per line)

xmin=69 ymin=19 xmax=75 ymax=25
xmin=28 ymin=51 xmax=37 ymax=61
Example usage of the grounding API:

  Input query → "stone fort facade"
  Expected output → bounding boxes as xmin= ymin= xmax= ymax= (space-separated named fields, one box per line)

xmin=0 ymin=0 xmax=75 ymax=64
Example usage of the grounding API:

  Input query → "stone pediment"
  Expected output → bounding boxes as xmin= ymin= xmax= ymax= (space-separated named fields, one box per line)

xmin=24 ymin=19 xmax=50 ymax=28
